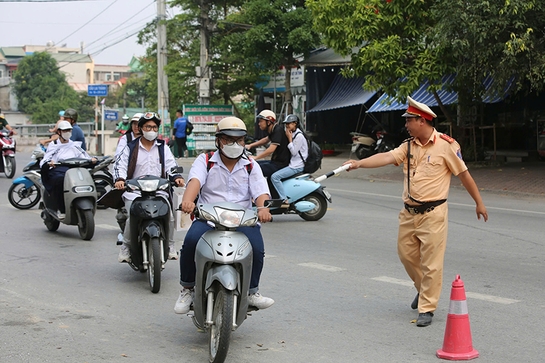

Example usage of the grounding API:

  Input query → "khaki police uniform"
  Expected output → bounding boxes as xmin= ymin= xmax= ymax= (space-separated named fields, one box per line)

xmin=390 ymin=129 xmax=467 ymax=313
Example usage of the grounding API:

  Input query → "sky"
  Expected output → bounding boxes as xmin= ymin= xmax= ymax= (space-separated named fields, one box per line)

xmin=0 ymin=0 xmax=179 ymax=65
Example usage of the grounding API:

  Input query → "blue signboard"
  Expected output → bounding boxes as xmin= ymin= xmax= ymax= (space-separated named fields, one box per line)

xmin=88 ymin=84 xmax=109 ymax=97
xmin=105 ymin=110 xmax=118 ymax=121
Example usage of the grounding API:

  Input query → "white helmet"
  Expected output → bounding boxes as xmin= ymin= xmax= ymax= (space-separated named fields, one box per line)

xmin=57 ymin=120 xmax=73 ymax=131
xmin=257 ymin=109 xmax=276 ymax=122
xmin=215 ymin=117 xmax=247 ymax=137
xmin=131 ymin=113 xmax=143 ymax=123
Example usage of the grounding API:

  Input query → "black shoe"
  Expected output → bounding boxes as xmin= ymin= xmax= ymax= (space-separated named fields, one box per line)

xmin=416 ymin=312 xmax=433 ymax=327
xmin=411 ymin=293 xmax=419 ymax=310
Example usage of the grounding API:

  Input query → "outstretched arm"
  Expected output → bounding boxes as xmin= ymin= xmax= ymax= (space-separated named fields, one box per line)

xmin=343 ymin=151 xmax=396 ymax=171
xmin=458 ymin=170 xmax=488 ymax=221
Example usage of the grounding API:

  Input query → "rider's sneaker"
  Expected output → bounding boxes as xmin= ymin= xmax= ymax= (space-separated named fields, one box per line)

xmin=248 ymin=292 xmax=274 ymax=310
xmin=174 ymin=287 xmax=194 ymax=314
xmin=56 ymin=210 xmax=65 ymax=220
xmin=118 ymin=245 xmax=131 ymax=263
xmin=168 ymin=246 xmax=179 ymax=260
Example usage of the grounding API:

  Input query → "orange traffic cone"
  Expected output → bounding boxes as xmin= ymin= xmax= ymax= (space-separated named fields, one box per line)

xmin=436 ymin=275 xmax=479 ymax=360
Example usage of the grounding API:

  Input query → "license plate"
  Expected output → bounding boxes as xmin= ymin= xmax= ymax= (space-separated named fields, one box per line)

xmin=323 ymin=189 xmax=332 ymax=201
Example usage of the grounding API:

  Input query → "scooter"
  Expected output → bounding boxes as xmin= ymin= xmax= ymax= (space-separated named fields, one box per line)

xmin=90 ymin=155 xmax=115 ymax=209
xmin=267 ymin=165 xmax=350 ymax=221
xmin=121 ymin=173 xmax=181 ymax=293
xmin=350 ymin=131 xmax=377 ymax=160
xmin=8 ymin=144 xmax=45 ymax=209
xmin=8 ymin=147 xmax=114 ymax=210
xmin=189 ymin=201 xmax=263 ymax=363
xmin=0 ymin=128 xmax=16 ymax=178
xmin=39 ymin=158 xmax=97 ymax=240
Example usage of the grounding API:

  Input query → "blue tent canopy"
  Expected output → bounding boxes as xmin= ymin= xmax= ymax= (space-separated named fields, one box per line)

xmin=367 ymin=74 xmax=512 ymax=113
xmin=307 ymin=74 xmax=377 ymax=113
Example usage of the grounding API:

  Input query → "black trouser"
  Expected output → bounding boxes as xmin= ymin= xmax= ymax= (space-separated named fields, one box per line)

xmin=175 ymin=137 xmax=187 ymax=157
xmin=257 ymin=160 xmax=284 ymax=178
xmin=42 ymin=166 xmax=68 ymax=212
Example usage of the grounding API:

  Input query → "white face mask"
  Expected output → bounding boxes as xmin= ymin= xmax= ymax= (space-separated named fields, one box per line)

xmin=61 ymin=131 xmax=72 ymax=141
xmin=143 ymin=131 xmax=158 ymax=141
xmin=221 ymin=142 xmax=245 ymax=159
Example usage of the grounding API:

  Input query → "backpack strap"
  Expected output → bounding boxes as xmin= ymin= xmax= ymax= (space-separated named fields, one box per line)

xmin=293 ymin=132 xmax=308 ymax=163
xmin=205 ymin=151 xmax=252 ymax=175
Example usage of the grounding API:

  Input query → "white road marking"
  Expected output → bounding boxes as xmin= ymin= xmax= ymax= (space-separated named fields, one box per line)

xmin=372 ymin=276 xmax=413 ymax=287
xmin=96 ymin=224 xmax=120 ymax=231
xmin=327 ymin=188 xmax=545 ymax=216
xmin=372 ymin=276 xmax=521 ymax=305
xmin=465 ymin=292 xmax=520 ymax=305
xmin=298 ymin=262 xmax=346 ymax=272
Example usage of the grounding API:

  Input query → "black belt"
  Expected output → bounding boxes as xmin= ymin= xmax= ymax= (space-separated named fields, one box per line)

xmin=404 ymin=199 xmax=446 ymax=215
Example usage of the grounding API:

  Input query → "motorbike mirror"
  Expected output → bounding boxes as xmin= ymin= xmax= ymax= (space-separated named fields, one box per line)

xmin=263 ymin=199 xmax=284 ymax=208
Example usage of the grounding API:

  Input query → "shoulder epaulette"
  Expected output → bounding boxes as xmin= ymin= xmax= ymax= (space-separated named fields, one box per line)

xmin=440 ymin=134 xmax=455 ymax=143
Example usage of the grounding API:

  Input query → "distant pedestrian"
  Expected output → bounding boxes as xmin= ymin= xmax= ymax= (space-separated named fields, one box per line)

xmin=343 ymin=96 xmax=488 ymax=327
xmin=173 ymin=109 xmax=188 ymax=158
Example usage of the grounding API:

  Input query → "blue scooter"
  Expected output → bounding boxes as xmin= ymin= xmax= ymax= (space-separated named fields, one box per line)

xmin=8 ymin=144 xmax=45 ymax=209
xmin=268 ymin=165 xmax=349 ymax=221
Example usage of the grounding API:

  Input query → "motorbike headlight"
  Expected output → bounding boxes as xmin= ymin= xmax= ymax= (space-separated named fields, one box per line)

xmin=137 ymin=179 xmax=159 ymax=192
xmin=215 ymin=207 xmax=244 ymax=228
xmin=158 ymin=182 xmax=169 ymax=191
xmin=73 ymin=186 xmax=94 ymax=193
xmin=199 ymin=208 xmax=218 ymax=223
xmin=241 ymin=216 xmax=258 ymax=227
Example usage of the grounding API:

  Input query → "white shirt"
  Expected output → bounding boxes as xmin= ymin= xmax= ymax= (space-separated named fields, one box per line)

xmin=288 ymin=129 xmax=308 ymax=169
xmin=40 ymin=140 xmax=90 ymax=167
xmin=115 ymin=132 xmax=138 ymax=156
xmin=188 ymin=151 xmax=270 ymax=210
xmin=113 ymin=138 xmax=178 ymax=201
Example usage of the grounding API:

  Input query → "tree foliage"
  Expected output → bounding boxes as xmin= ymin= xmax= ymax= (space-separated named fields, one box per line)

xmin=307 ymin=0 xmax=545 ymax=114
xmin=13 ymin=52 xmax=81 ymax=123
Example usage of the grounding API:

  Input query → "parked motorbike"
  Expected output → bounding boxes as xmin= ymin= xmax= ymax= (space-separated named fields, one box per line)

xmin=120 ymin=172 xmax=182 ymax=293
xmin=189 ymin=201 xmax=264 ymax=363
xmin=8 ymin=147 xmax=114 ymax=210
xmin=266 ymin=165 xmax=350 ymax=221
xmin=351 ymin=127 xmax=405 ymax=159
xmin=39 ymin=158 xmax=97 ymax=240
xmin=0 ymin=128 xmax=16 ymax=178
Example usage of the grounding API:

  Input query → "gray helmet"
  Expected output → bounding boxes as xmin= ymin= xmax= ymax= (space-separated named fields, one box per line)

xmin=282 ymin=114 xmax=300 ymax=124
xmin=63 ymin=108 xmax=78 ymax=122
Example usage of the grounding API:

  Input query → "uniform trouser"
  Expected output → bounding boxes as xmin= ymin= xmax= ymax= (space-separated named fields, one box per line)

xmin=179 ymin=220 xmax=265 ymax=294
xmin=121 ymin=198 xmax=176 ymax=249
xmin=397 ymin=203 xmax=448 ymax=313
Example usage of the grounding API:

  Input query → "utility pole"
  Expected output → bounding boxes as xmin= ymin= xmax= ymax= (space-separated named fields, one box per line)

xmin=157 ymin=0 xmax=169 ymax=131
xmin=198 ymin=0 xmax=210 ymax=105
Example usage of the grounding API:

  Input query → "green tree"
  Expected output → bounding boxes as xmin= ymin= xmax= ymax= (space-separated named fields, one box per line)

xmin=222 ymin=0 xmax=321 ymax=112
xmin=307 ymin=0 xmax=545 ymax=124
xmin=13 ymin=52 xmax=80 ymax=123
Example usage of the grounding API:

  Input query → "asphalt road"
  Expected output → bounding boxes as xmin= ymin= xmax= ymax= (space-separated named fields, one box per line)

xmin=0 ymin=153 xmax=544 ymax=362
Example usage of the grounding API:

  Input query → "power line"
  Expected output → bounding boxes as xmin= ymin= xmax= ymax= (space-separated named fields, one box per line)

xmin=55 ymin=0 xmax=120 ymax=45
xmin=84 ymin=1 xmax=155 ymax=51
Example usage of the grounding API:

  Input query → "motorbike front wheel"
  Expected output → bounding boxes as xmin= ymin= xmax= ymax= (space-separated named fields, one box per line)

xmin=8 ymin=183 xmax=41 ymax=209
xmin=299 ymin=192 xmax=328 ymax=221
xmin=92 ymin=174 xmax=114 ymax=210
xmin=4 ymin=156 xmax=16 ymax=178
xmin=209 ymin=286 xmax=234 ymax=363
xmin=43 ymin=211 xmax=60 ymax=232
xmin=355 ymin=145 xmax=375 ymax=160
xmin=148 ymin=237 xmax=162 ymax=293
xmin=77 ymin=209 xmax=95 ymax=240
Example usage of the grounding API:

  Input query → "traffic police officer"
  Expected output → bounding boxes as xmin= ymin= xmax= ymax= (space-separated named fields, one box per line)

xmin=343 ymin=96 xmax=488 ymax=327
